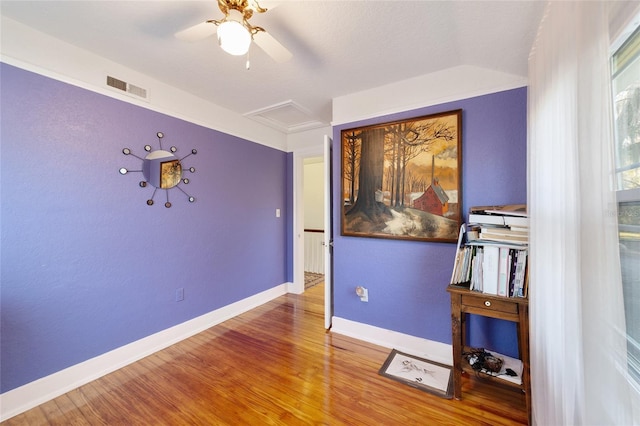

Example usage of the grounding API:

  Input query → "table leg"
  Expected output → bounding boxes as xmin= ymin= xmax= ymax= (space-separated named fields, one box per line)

xmin=450 ymin=294 xmax=463 ymax=400
xmin=518 ymin=304 xmax=531 ymax=424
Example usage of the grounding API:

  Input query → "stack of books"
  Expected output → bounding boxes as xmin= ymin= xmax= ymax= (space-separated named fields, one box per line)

xmin=450 ymin=205 xmax=529 ymax=298
xmin=468 ymin=204 xmax=528 ymax=246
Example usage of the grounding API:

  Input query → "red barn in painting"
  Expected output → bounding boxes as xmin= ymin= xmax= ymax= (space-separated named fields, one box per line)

xmin=414 ymin=178 xmax=449 ymax=216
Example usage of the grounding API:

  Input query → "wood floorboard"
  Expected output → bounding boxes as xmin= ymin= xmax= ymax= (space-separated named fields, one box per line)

xmin=2 ymin=283 xmax=527 ymax=425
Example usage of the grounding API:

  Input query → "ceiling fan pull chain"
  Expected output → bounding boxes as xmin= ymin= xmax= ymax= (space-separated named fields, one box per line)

xmin=246 ymin=48 xmax=251 ymax=70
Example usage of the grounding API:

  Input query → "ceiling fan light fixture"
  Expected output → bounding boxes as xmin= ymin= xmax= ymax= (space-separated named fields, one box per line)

xmin=217 ymin=9 xmax=252 ymax=56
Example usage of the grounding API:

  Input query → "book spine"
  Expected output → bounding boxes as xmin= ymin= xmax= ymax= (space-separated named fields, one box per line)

xmin=497 ymin=247 xmax=509 ymax=296
xmin=512 ymin=250 xmax=528 ymax=297
xmin=482 ymin=245 xmax=500 ymax=295
xmin=508 ymin=249 xmax=518 ymax=297
xmin=450 ymin=224 xmax=466 ymax=285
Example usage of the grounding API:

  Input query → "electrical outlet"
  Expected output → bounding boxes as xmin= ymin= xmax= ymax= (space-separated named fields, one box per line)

xmin=175 ymin=287 xmax=184 ymax=302
xmin=356 ymin=286 xmax=369 ymax=302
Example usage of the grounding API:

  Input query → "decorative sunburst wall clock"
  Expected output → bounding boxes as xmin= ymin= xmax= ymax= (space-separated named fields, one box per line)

xmin=119 ymin=132 xmax=197 ymax=208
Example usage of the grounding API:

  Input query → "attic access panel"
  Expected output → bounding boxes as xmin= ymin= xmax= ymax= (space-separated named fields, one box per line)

xmin=341 ymin=109 xmax=462 ymax=243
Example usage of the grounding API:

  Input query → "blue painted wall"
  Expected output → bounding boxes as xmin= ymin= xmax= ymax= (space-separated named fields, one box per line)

xmin=332 ymin=88 xmax=528 ymax=356
xmin=0 ymin=64 xmax=289 ymax=392
xmin=0 ymin=61 xmax=527 ymax=394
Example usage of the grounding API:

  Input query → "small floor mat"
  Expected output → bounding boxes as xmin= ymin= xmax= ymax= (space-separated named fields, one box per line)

xmin=304 ymin=272 xmax=324 ymax=289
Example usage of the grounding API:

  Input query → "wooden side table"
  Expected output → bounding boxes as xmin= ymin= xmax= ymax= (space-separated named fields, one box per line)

xmin=446 ymin=286 xmax=531 ymax=424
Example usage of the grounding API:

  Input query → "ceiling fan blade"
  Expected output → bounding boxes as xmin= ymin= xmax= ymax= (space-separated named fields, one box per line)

xmin=253 ymin=30 xmax=292 ymax=63
xmin=174 ymin=21 xmax=216 ymax=42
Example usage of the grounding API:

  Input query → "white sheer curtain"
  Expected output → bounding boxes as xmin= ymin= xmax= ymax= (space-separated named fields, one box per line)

xmin=528 ymin=2 xmax=637 ymax=425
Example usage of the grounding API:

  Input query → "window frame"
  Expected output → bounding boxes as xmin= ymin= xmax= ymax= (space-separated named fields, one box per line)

xmin=611 ymin=10 xmax=640 ymax=389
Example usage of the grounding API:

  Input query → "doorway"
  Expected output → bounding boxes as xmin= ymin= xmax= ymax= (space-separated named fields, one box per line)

xmin=303 ymin=156 xmax=325 ymax=289
xmin=292 ymin=139 xmax=332 ymax=328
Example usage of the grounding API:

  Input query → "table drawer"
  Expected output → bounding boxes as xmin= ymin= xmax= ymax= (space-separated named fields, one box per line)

xmin=461 ymin=295 xmax=519 ymax=314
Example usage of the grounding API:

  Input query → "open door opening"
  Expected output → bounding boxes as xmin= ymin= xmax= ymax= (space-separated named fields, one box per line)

xmin=293 ymin=136 xmax=333 ymax=330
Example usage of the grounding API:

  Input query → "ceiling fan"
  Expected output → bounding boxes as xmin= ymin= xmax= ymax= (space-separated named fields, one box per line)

xmin=175 ymin=0 xmax=292 ymax=64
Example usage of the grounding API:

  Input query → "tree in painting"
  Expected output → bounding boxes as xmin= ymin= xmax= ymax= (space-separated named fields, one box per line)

xmin=343 ymin=130 xmax=361 ymax=206
xmin=341 ymin=110 xmax=462 ymax=242
xmin=347 ymin=127 xmax=388 ymax=219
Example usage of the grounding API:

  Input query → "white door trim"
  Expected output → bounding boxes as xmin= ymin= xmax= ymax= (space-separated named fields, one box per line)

xmin=323 ymin=135 xmax=333 ymax=329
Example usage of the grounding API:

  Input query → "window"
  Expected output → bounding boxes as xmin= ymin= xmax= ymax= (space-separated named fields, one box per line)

xmin=612 ymin=25 xmax=640 ymax=191
xmin=612 ymin=23 xmax=640 ymax=386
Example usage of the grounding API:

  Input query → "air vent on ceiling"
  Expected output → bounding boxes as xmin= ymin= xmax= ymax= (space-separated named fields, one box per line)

xmin=244 ymin=100 xmax=326 ymax=134
xmin=106 ymin=76 xmax=148 ymax=100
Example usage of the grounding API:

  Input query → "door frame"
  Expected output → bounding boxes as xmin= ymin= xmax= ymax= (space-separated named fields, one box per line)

xmin=323 ymin=135 xmax=333 ymax=329
xmin=292 ymin=142 xmax=332 ymax=329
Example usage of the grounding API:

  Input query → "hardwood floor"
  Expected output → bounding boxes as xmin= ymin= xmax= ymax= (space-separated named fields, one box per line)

xmin=3 ymin=283 xmax=527 ymax=425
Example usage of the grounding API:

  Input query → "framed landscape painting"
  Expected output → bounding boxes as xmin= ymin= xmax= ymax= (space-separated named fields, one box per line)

xmin=341 ymin=109 xmax=462 ymax=243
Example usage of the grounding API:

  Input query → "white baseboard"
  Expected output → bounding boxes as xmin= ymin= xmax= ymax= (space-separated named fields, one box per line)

xmin=1 ymin=290 xmax=452 ymax=421
xmin=0 ymin=283 xmax=288 ymax=422
xmin=331 ymin=317 xmax=453 ymax=366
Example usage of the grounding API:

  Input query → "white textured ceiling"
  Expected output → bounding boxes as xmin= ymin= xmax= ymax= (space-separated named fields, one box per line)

xmin=0 ymin=0 xmax=546 ymax=133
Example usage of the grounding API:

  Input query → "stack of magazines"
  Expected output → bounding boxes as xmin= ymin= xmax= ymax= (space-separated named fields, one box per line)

xmin=450 ymin=205 xmax=529 ymax=297
xmin=467 ymin=204 xmax=528 ymax=247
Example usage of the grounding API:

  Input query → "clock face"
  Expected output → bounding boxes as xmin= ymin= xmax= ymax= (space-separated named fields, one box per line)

xmin=142 ymin=149 xmax=181 ymax=188
xmin=120 ymin=132 xmax=197 ymax=207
